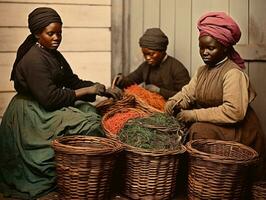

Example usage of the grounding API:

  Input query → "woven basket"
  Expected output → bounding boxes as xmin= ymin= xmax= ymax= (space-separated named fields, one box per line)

xmin=186 ymin=139 xmax=259 ymax=200
xmin=51 ymin=135 xmax=124 ymax=200
xmin=102 ymin=107 xmax=148 ymax=138
xmin=252 ymin=181 xmax=266 ymax=199
xmin=121 ymin=144 xmax=186 ymax=200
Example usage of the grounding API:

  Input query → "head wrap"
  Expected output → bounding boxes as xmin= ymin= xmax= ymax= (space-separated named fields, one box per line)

xmin=197 ymin=12 xmax=245 ymax=69
xmin=11 ymin=7 xmax=62 ymax=80
xmin=139 ymin=28 xmax=168 ymax=51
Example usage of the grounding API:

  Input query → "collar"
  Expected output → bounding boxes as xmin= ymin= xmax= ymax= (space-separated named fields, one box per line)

xmin=161 ymin=54 xmax=168 ymax=64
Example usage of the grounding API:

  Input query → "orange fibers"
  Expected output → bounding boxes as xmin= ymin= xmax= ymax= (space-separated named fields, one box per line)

xmin=125 ymin=84 xmax=166 ymax=111
xmin=104 ymin=110 xmax=145 ymax=135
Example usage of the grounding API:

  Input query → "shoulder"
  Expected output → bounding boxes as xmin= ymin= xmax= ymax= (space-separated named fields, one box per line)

xmin=164 ymin=56 xmax=188 ymax=71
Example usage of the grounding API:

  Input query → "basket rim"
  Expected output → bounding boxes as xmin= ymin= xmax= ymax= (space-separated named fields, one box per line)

xmin=124 ymin=143 xmax=186 ymax=156
xmin=51 ymin=135 xmax=124 ymax=155
xmin=186 ymin=139 xmax=259 ymax=164
xmin=102 ymin=107 xmax=148 ymax=137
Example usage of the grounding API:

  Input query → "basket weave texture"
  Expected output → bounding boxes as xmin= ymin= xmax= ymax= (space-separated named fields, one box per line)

xmin=186 ymin=139 xmax=259 ymax=200
xmin=121 ymin=144 xmax=186 ymax=200
xmin=102 ymin=107 xmax=149 ymax=138
xmin=51 ymin=135 xmax=124 ymax=200
xmin=252 ymin=181 xmax=266 ymax=199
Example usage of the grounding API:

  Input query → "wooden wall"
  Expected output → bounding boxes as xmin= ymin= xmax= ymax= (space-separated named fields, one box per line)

xmin=113 ymin=0 xmax=266 ymax=133
xmin=0 ymin=0 xmax=111 ymax=118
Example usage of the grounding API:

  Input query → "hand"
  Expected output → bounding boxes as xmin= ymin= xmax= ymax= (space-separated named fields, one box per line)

xmin=176 ymin=110 xmax=197 ymax=123
xmin=92 ymin=83 xmax=106 ymax=95
xmin=100 ymin=87 xmax=123 ymax=99
xmin=113 ymin=73 xmax=135 ymax=89
xmin=113 ymin=73 xmax=124 ymax=87
xmin=164 ymin=99 xmax=178 ymax=115
xmin=144 ymin=84 xmax=160 ymax=93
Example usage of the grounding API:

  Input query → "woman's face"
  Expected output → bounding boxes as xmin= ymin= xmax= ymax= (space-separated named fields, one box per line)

xmin=141 ymin=48 xmax=166 ymax=66
xmin=37 ymin=22 xmax=62 ymax=50
xmin=199 ymin=35 xmax=228 ymax=66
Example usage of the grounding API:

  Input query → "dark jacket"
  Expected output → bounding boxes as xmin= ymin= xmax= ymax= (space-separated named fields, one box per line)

xmin=13 ymin=45 xmax=95 ymax=111
xmin=126 ymin=56 xmax=190 ymax=99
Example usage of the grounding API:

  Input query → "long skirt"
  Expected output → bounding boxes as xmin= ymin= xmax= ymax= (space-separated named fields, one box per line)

xmin=0 ymin=94 xmax=104 ymax=199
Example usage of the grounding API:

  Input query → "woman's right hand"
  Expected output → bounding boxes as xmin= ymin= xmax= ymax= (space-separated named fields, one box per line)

xmin=91 ymin=83 xmax=106 ymax=95
xmin=164 ymin=99 xmax=179 ymax=116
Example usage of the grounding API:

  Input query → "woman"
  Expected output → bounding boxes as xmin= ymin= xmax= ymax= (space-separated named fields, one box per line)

xmin=0 ymin=7 xmax=117 ymax=199
xmin=165 ymin=12 xmax=265 ymax=179
xmin=114 ymin=28 xmax=190 ymax=99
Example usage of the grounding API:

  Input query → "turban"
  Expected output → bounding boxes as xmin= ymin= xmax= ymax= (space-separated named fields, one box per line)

xmin=139 ymin=28 xmax=168 ymax=51
xmin=29 ymin=7 xmax=62 ymax=34
xmin=11 ymin=7 xmax=63 ymax=80
xmin=197 ymin=12 xmax=245 ymax=69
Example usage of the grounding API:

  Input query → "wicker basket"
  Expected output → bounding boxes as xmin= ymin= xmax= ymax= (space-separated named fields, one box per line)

xmin=120 ymin=144 xmax=186 ymax=200
xmin=186 ymin=139 xmax=259 ymax=200
xmin=51 ymin=135 xmax=124 ymax=200
xmin=102 ymin=107 xmax=148 ymax=138
xmin=252 ymin=181 xmax=266 ymax=199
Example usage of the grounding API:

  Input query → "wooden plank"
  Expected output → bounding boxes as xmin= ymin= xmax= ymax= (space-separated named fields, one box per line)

xmin=191 ymin=0 xmax=229 ymax=75
xmin=229 ymin=0 xmax=249 ymax=44
xmin=0 ymin=3 xmax=111 ymax=27
xmin=0 ymin=92 xmax=15 ymax=118
xmin=143 ymin=0 xmax=160 ymax=30
xmin=160 ymin=0 xmax=175 ymax=57
xmin=0 ymin=0 xmax=111 ymax=4
xmin=0 ymin=52 xmax=111 ymax=90
xmin=129 ymin=0 xmax=144 ymax=72
xmin=249 ymin=63 xmax=266 ymax=134
xmin=229 ymin=0 xmax=249 ymax=71
xmin=248 ymin=0 xmax=266 ymax=134
xmin=175 ymin=0 xmax=192 ymax=74
xmin=235 ymin=44 xmax=266 ymax=61
xmin=63 ymin=52 xmax=111 ymax=87
xmin=111 ymin=0 xmax=131 ymax=78
xmin=0 ymin=28 xmax=111 ymax=52
xmin=0 ymin=67 xmax=14 ymax=91
xmin=249 ymin=0 xmax=266 ymax=44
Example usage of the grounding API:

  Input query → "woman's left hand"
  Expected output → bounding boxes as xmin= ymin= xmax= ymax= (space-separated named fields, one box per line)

xmin=176 ymin=110 xmax=197 ymax=123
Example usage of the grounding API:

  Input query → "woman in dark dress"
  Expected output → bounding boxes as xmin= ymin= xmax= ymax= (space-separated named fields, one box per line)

xmin=0 ymin=7 xmax=117 ymax=199
xmin=114 ymin=28 xmax=190 ymax=99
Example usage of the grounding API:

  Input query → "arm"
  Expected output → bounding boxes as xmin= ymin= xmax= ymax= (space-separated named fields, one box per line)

xmin=21 ymin=52 xmax=98 ymax=111
xmin=160 ymin=63 xmax=190 ymax=99
xmin=193 ymin=68 xmax=249 ymax=123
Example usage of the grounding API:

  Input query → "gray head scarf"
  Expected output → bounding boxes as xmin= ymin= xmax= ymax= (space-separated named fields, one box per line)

xmin=139 ymin=28 xmax=169 ymax=51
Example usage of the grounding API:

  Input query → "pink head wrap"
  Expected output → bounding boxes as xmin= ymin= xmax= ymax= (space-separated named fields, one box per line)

xmin=197 ymin=12 xmax=245 ymax=69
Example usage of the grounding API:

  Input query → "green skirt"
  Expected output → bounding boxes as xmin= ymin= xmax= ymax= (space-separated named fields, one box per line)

xmin=0 ymin=94 xmax=104 ymax=199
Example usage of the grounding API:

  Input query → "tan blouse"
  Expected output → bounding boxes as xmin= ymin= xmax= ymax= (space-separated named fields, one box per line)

xmin=169 ymin=59 xmax=256 ymax=124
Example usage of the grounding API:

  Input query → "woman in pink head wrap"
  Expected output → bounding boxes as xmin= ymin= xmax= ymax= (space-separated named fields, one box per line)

xmin=165 ymin=12 xmax=265 ymax=180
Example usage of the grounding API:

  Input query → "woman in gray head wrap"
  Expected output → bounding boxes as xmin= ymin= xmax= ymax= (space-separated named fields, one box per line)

xmin=114 ymin=27 xmax=190 ymax=99
xmin=0 ymin=7 xmax=119 ymax=199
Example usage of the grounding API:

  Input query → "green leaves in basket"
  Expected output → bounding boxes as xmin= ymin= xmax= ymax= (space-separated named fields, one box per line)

xmin=118 ymin=113 xmax=186 ymax=151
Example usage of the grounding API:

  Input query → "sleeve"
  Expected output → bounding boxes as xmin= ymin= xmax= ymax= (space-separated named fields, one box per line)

xmin=194 ymin=68 xmax=249 ymax=123
xmin=60 ymin=56 xmax=96 ymax=102
xmin=21 ymin=54 xmax=95 ymax=111
xmin=126 ymin=63 xmax=146 ymax=84
xmin=169 ymin=69 xmax=198 ymax=109
xmin=160 ymin=62 xmax=190 ymax=99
